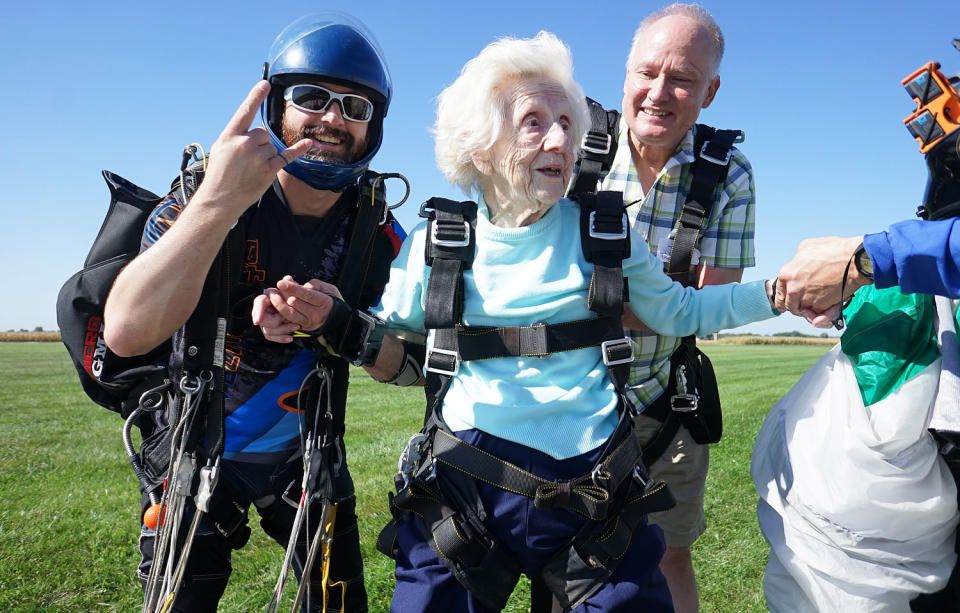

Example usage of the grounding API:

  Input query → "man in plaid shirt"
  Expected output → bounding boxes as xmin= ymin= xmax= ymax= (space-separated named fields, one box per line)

xmin=600 ymin=5 xmax=756 ymax=612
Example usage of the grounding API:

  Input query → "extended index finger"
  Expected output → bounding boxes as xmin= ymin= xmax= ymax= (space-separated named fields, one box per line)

xmin=223 ymin=81 xmax=270 ymax=136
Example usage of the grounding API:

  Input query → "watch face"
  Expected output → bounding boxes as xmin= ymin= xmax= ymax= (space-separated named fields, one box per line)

xmin=856 ymin=245 xmax=873 ymax=278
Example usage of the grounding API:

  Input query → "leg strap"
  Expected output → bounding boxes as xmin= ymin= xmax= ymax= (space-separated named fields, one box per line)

xmin=430 ymin=421 xmax=646 ymax=521
xmin=377 ymin=456 xmax=522 ymax=612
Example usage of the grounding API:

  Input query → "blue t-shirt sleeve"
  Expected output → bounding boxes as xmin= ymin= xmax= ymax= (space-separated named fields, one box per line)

xmin=370 ymin=221 xmax=428 ymax=334
xmin=624 ymin=229 xmax=776 ymax=336
xmin=864 ymin=218 xmax=960 ymax=298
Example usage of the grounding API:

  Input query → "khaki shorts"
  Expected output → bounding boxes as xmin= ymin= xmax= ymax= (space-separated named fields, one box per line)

xmin=635 ymin=412 xmax=709 ymax=548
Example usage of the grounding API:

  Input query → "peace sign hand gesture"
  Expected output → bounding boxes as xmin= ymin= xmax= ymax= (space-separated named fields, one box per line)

xmin=195 ymin=81 xmax=312 ymax=217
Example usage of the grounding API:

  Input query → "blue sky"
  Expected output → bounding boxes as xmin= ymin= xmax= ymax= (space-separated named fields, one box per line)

xmin=2 ymin=0 xmax=957 ymax=334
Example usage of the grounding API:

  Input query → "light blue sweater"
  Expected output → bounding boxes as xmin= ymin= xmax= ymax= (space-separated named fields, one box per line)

xmin=372 ymin=197 xmax=776 ymax=459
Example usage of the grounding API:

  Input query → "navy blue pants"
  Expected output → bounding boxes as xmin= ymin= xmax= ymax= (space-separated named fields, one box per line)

xmin=391 ymin=429 xmax=673 ymax=612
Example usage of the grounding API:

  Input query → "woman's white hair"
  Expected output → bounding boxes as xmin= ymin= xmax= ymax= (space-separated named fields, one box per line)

xmin=434 ymin=31 xmax=589 ymax=194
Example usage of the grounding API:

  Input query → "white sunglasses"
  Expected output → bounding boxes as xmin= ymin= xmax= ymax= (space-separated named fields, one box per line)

xmin=283 ymin=84 xmax=374 ymax=123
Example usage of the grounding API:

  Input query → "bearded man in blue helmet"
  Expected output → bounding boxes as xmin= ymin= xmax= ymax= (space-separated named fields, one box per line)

xmin=104 ymin=13 xmax=402 ymax=612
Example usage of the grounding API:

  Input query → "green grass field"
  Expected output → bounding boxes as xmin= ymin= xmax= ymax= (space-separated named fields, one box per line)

xmin=0 ymin=342 xmax=830 ymax=612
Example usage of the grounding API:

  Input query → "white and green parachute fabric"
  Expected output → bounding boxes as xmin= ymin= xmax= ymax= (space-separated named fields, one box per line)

xmin=752 ymin=286 xmax=960 ymax=612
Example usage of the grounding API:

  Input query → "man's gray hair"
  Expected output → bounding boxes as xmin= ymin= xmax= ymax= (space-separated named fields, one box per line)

xmin=434 ymin=31 xmax=589 ymax=194
xmin=627 ymin=3 xmax=725 ymax=77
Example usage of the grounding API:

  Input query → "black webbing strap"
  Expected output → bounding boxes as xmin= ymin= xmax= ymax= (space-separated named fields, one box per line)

xmin=336 ymin=170 xmax=388 ymax=307
xmin=430 ymin=426 xmax=644 ymax=521
xmin=576 ymin=190 xmax=630 ymax=317
xmin=640 ymin=391 xmax=679 ymax=466
xmin=569 ymin=97 xmax=620 ymax=195
xmin=420 ymin=198 xmax=477 ymax=421
xmin=422 ymin=198 xmax=477 ymax=329
xmin=665 ymin=124 xmax=742 ymax=285
xmin=378 ymin=450 xmax=523 ymax=612
xmin=572 ymin=190 xmax=634 ymax=393
xmin=640 ymin=124 xmax=741 ymax=465
xmin=168 ymin=217 xmax=243 ymax=460
xmin=453 ymin=316 xmax=624 ymax=361
xmin=539 ymin=474 xmax=675 ymax=611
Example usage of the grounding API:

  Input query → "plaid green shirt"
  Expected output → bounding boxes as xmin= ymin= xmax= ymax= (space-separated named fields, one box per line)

xmin=600 ymin=122 xmax=756 ymax=410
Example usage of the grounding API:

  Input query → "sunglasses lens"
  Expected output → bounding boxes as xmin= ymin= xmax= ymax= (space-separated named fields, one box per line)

xmin=341 ymin=95 xmax=373 ymax=122
xmin=289 ymin=85 xmax=331 ymax=112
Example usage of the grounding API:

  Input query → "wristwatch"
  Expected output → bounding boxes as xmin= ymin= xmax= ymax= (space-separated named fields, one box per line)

xmin=854 ymin=242 xmax=873 ymax=280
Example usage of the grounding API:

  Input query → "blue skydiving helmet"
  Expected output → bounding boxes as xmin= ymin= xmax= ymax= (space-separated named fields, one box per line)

xmin=261 ymin=12 xmax=392 ymax=191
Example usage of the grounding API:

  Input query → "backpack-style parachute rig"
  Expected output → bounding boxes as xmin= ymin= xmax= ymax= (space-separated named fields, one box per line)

xmin=56 ymin=140 xmax=409 ymax=613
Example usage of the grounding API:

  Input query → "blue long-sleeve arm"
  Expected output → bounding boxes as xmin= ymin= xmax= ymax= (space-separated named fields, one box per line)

xmin=863 ymin=217 xmax=960 ymax=298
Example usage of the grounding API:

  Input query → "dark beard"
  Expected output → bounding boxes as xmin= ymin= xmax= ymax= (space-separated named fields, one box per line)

xmin=282 ymin=123 xmax=366 ymax=164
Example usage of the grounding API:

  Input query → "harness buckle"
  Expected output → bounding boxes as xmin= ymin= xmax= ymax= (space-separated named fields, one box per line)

xmin=699 ymin=140 xmax=732 ymax=166
xmin=601 ymin=337 xmax=634 ymax=366
xmin=195 ymin=461 xmax=220 ymax=514
xmin=397 ymin=433 xmax=428 ymax=490
xmin=281 ymin=479 xmax=301 ymax=508
xmin=588 ymin=210 xmax=628 ymax=240
xmin=671 ymin=393 xmax=698 ymax=412
xmin=349 ymin=310 xmax=377 ymax=367
xmin=671 ymin=364 xmax=698 ymax=412
xmin=423 ymin=457 xmax=438 ymax=483
xmin=431 ymin=219 xmax=471 ymax=248
xmin=581 ymin=131 xmax=612 ymax=156
xmin=426 ymin=347 xmax=459 ymax=376
xmin=590 ymin=464 xmax=612 ymax=488
xmin=631 ymin=465 xmax=648 ymax=488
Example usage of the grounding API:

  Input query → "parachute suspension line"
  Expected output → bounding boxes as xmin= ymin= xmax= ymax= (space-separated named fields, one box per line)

xmin=290 ymin=366 xmax=339 ymax=613
xmin=158 ymin=455 xmax=221 ymax=613
xmin=142 ymin=371 xmax=211 ymax=613
xmin=266 ymin=365 xmax=335 ymax=613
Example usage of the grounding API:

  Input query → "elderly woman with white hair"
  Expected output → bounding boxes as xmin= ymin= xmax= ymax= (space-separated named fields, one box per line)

xmin=258 ymin=31 xmax=779 ymax=611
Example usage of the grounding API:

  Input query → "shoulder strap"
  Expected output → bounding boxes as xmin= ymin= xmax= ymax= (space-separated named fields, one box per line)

xmin=165 ymin=157 xmax=241 ymax=459
xmin=665 ymin=124 xmax=742 ymax=286
xmin=568 ymin=97 xmax=620 ymax=195
xmin=336 ymin=170 xmax=390 ymax=308
xmin=417 ymin=198 xmax=477 ymax=425
xmin=574 ymin=191 xmax=634 ymax=393
xmin=421 ymin=197 xmax=478 ymax=329
xmin=576 ymin=191 xmax=631 ymax=317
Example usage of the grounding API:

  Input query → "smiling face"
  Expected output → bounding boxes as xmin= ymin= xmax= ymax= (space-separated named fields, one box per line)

xmin=622 ymin=14 xmax=720 ymax=157
xmin=281 ymin=81 xmax=370 ymax=164
xmin=473 ymin=77 xmax=575 ymax=227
